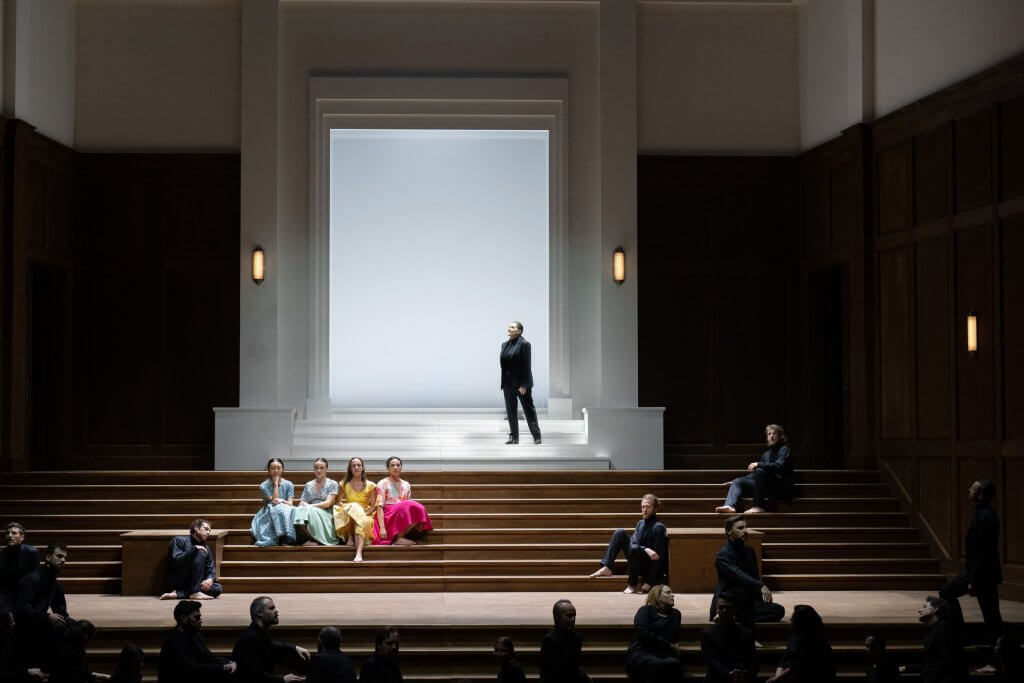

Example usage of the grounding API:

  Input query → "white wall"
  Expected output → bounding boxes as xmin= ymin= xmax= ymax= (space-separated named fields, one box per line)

xmin=638 ymin=2 xmax=800 ymax=154
xmin=74 ymin=0 xmax=240 ymax=149
xmin=11 ymin=0 xmax=75 ymax=146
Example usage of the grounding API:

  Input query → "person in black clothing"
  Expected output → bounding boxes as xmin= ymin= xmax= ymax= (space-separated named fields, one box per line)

xmin=1 ymin=523 xmax=38 ymax=611
xmin=899 ymin=596 xmax=967 ymax=683
xmin=108 ymin=645 xmax=143 ymax=683
xmin=16 ymin=544 xmax=70 ymax=669
xmin=305 ymin=627 xmax=355 ymax=683
xmin=589 ymin=494 xmax=668 ymax=594
xmin=717 ymin=424 xmax=793 ymax=514
xmin=766 ymin=604 xmax=835 ymax=683
xmin=539 ymin=599 xmax=589 ymax=683
xmin=0 ymin=607 xmax=47 ymax=681
xmin=47 ymin=619 xmax=105 ymax=683
xmin=709 ymin=515 xmax=784 ymax=627
xmin=992 ymin=634 xmax=1021 ymax=683
xmin=158 ymin=600 xmax=236 ymax=682
xmin=939 ymin=480 xmax=1002 ymax=664
xmin=864 ymin=634 xmax=899 ymax=683
xmin=624 ymin=584 xmax=682 ymax=683
xmin=494 ymin=636 xmax=525 ymax=683
xmin=360 ymin=627 xmax=402 ymax=683
xmin=701 ymin=590 xmax=755 ymax=683
xmin=231 ymin=597 xmax=308 ymax=683
xmin=500 ymin=321 xmax=541 ymax=445
xmin=160 ymin=519 xmax=222 ymax=600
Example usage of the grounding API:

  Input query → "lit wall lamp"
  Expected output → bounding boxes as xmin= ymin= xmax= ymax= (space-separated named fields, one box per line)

xmin=252 ymin=246 xmax=265 ymax=285
xmin=966 ymin=311 xmax=978 ymax=357
xmin=612 ymin=246 xmax=626 ymax=286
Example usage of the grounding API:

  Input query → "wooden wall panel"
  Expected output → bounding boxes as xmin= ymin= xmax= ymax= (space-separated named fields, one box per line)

xmin=802 ymin=172 xmax=829 ymax=255
xmin=918 ymin=456 xmax=954 ymax=552
xmin=954 ymin=110 xmax=993 ymax=213
xmin=955 ymin=226 xmax=996 ymax=440
xmin=1006 ymin=459 xmax=1024 ymax=564
xmin=878 ymin=144 xmax=909 ymax=234
xmin=1001 ymin=94 xmax=1024 ymax=200
xmin=914 ymin=127 xmax=950 ymax=224
xmin=829 ymin=163 xmax=852 ymax=249
xmin=879 ymin=248 xmax=912 ymax=439
xmin=1003 ymin=214 xmax=1024 ymax=439
xmin=915 ymin=237 xmax=951 ymax=439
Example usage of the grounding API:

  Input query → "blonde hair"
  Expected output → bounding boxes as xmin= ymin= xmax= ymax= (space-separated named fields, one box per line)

xmin=645 ymin=584 xmax=672 ymax=608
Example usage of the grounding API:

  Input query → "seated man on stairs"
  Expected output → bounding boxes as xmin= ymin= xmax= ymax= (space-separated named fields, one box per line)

xmin=709 ymin=515 xmax=784 ymax=629
xmin=716 ymin=424 xmax=794 ymax=514
xmin=588 ymin=494 xmax=668 ymax=594
xmin=160 ymin=519 xmax=222 ymax=600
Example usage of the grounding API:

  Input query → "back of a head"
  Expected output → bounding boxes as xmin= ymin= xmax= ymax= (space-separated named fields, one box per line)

xmin=113 ymin=643 xmax=144 ymax=682
xmin=374 ymin=626 xmax=398 ymax=648
xmin=790 ymin=604 xmax=825 ymax=639
xmin=319 ymin=625 xmax=342 ymax=651
xmin=552 ymin=598 xmax=572 ymax=624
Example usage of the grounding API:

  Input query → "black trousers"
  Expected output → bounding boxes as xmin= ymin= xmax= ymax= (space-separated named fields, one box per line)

xmin=940 ymin=574 xmax=1003 ymax=645
xmin=168 ymin=549 xmax=223 ymax=599
xmin=624 ymin=650 xmax=683 ymax=683
xmin=601 ymin=528 xmax=655 ymax=586
xmin=503 ymin=388 xmax=541 ymax=441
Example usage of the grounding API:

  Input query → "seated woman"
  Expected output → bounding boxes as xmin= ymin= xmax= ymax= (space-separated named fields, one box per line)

xmin=625 ymin=584 xmax=683 ymax=683
xmin=332 ymin=456 xmax=377 ymax=562
xmin=293 ymin=457 xmax=340 ymax=546
xmin=372 ymin=456 xmax=433 ymax=546
xmin=250 ymin=458 xmax=296 ymax=547
xmin=767 ymin=604 xmax=836 ymax=683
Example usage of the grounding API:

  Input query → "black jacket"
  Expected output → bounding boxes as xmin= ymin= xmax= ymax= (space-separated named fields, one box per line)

xmin=709 ymin=540 xmax=763 ymax=621
xmin=700 ymin=622 xmax=755 ymax=682
xmin=158 ymin=627 xmax=230 ymax=682
xmin=756 ymin=444 xmax=794 ymax=495
xmin=359 ymin=653 xmax=402 ymax=683
xmin=231 ymin=624 xmax=297 ymax=683
xmin=496 ymin=659 xmax=526 ymax=683
xmin=778 ymin=633 xmax=836 ymax=683
xmin=965 ymin=504 xmax=1001 ymax=586
xmin=626 ymin=605 xmax=680 ymax=660
xmin=629 ymin=516 xmax=668 ymax=584
xmin=15 ymin=566 xmax=68 ymax=633
xmin=500 ymin=337 xmax=534 ymax=390
xmin=539 ymin=627 xmax=586 ymax=683
xmin=904 ymin=620 xmax=966 ymax=683
xmin=0 ymin=544 xmax=38 ymax=599
xmin=305 ymin=651 xmax=356 ymax=683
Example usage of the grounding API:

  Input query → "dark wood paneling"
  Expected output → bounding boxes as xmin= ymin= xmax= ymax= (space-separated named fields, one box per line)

xmin=829 ymin=163 xmax=852 ymax=249
xmin=918 ymin=456 xmax=953 ymax=553
xmin=878 ymin=144 xmax=909 ymax=234
xmin=1001 ymin=94 xmax=1024 ymax=200
xmin=914 ymin=127 xmax=950 ymax=225
xmin=915 ymin=237 xmax=951 ymax=439
xmin=954 ymin=110 xmax=993 ymax=213
xmin=1004 ymin=214 xmax=1024 ymax=439
xmin=955 ymin=226 xmax=996 ymax=440
xmin=802 ymin=171 xmax=829 ymax=254
xmin=879 ymin=248 xmax=912 ymax=439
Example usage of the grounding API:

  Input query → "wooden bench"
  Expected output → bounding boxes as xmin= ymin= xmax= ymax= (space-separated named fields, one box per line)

xmin=120 ymin=529 xmax=228 ymax=596
xmin=667 ymin=527 xmax=763 ymax=593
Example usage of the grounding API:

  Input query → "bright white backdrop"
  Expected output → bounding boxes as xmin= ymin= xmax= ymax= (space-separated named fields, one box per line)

xmin=328 ymin=129 xmax=550 ymax=408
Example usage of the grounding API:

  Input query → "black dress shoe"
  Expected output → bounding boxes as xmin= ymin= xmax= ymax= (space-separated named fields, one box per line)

xmin=534 ymin=438 xmax=542 ymax=444
xmin=505 ymin=437 xmax=518 ymax=444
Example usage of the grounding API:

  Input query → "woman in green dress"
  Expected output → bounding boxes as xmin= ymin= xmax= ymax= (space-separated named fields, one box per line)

xmin=293 ymin=457 xmax=340 ymax=546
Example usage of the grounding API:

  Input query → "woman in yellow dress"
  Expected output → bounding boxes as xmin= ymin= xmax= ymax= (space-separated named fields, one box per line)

xmin=332 ymin=456 xmax=377 ymax=562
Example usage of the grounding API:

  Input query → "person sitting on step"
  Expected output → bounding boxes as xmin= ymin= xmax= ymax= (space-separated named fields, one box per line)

xmin=159 ymin=519 xmax=222 ymax=600
xmin=539 ymin=599 xmax=590 ymax=683
xmin=360 ymin=626 xmax=403 ymax=683
xmin=701 ymin=588 xmax=756 ymax=683
xmin=332 ymin=457 xmax=377 ymax=562
xmin=624 ymin=584 xmax=683 ymax=682
xmin=716 ymin=424 xmax=793 ymax=514
xmin=293 ymin=458 xmax=340 ymax=547
xmin=372 ymin=457 xmax=433 ymax=546
xmin=0 ymin=522 xmax=38 ymax=612
xmin=709 ymin=515 xmax=784 ymax=628
xmin=898 ymin=595 xmax=967 ymax=683
xmin=766 ymin=604 xmax=836 ymax=683
xmin=589 ymin=494 xmax=668 ymax=594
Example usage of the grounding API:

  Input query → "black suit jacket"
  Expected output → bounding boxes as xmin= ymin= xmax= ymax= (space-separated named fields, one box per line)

xmin=158 ymin=627 xmax=229 ymax=682
xmin=500 ymin=337 xmax=534 ymax=390
xmin=710 ymin=540 xmax=763 ymax=621
xmin=539 ymin=627 xmax=586 ymax=683
xmin=306 ymin=650 xmax=356 ymax=683
xmin=965 ymin=504 xmax=1001 ymax=586
xmin=16 ymin=567 xmax=68 ymax=633
xmin=231 ymin=624 xmax=297 ymax=683
xmin=0 ymin=544 xmax=38 ymax=597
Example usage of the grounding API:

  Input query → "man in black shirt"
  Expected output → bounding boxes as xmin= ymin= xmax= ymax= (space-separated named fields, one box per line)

xmin=701 ymin=591 xmax=756 ymax=682
xmin=360 ymin=627 xmax=402 ymax=683
xmin=588 ymin=494 xmax=668 ymax=593
xmin=306 ymin=626 xmax=355 ymax=683
xmin=539 ymin=599 xmax=589 ymax=683
xmin=899 ymin=596 xmax=966 ymax=683
xmin=231 ymin=596 xmax=308 ymax=683
xmin=709 ymin=515 xmax=784 ymax=627
xmin=0 ymin=607 xmax=47 ymax=681
xmin=160 ymin=519 xmax=223 ymax=600
xmin=158 ymin=599 xmax=237 ymax=682
xmin=16 ymin=543 xmax=70 ymax=667
xmin=0 ymin=523 xmax=37 ymax=611
xmin=716 ymin=424 xmax=793 ymax=514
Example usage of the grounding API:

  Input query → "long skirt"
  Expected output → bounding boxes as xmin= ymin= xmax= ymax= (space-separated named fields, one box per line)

xmin=251 ymin=503 xmax=296 ymax=546
xmin=333 ymin=502 xmax=375 ymax=541
xmin=372 ymin=500 xmax=433 ymax=545
xmin=293 ymin=505 xmax=340 ymax=545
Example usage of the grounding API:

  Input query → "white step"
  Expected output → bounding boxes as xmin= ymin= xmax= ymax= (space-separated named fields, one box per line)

xmin=295 ymin=420 xmax=585 ymax=435
xmin=293 ymin=434 xmax=587 ymax=446
xmin=285 ymin=446 xmax=610 ymax=471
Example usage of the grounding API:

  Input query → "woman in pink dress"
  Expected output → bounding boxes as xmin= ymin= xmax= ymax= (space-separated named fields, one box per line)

xmin=372 ymin=456 xmax=433 ymax=545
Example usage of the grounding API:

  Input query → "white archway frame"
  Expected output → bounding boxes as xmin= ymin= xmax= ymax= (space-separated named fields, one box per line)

xmin=307 ymin=76 xmax=571 ymax=417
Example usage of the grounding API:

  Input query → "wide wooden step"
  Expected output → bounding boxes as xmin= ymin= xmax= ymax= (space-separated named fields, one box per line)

xmin=762 ymin=542 xmax=931 ymax=558
xmin=224 ymin=542 xmax=611 ymax=562
xmin=764 ymin=573 xmax=947 ymax=590
xmin=762 ymin=557 xmax=940 ymax=574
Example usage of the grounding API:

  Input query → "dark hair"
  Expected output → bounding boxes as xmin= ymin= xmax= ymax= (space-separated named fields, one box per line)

xmin=344 ymin=457 xmax=367 ymax=487
xmin=386 ymin=456 xmax=402 ymax=468
xmin=374 ymin=626 xmax=399 ymax=647
xmin=319 ymin=626 xmax=342 ymax=650
xmin=866 ymin=633 xmax=887 ymax=651
xmin=250 ymin=596 xmax=273 ymax=621
xmin=266 ymin=458 xmax=285 ymax=471
xmin=642 ymin=493 xmax=660 ymax=509
xmin=494 ymin=635 xmax=515 ymax=654
xmin=189 ymin=519 xmax=210 ymax=533
xmin=925 ymin=595 xmax=953 ymax=621
xmin=552 ymin=599 xmax=574 ymax=622
xmin=724 ymin=514 xmax=745 ymax=534
xmin=976 ymin=479 xmax=996 ymax=503
xmin=790 ymin=604 xmax=825 ymax=638
xmin=113 ymin=643 xmax=144 ymax=677
xmin=512 ymin=321 xmax=524 ymax=333
xmin=173 ymin=599 xmax=202 ymax=624
xmin=314 ymin=457 xmax=329 ymax=468
xmin=4 ymin=522 xmax=25 ymax=535
xmin=45 ymin=543 xmax=68 ymax=556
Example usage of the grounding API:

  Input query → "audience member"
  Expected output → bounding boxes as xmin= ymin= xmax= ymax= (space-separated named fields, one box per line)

xmin=0 ymin=606 xmax=47 ymax=680
xmin=108 ymin=644 xmax=143 ymax=683
xmin=701 ymin=589 xmax=755 ymax=683
xmin=360 ymin=627 xmax=402 ymax=683
xmin=766 ymin=604 xmax=835 ymax=683
xmin=305 ymin=627 xmax=355 ymax=683
xmin=940 ymin=479 xmax=1002 ymax=672
xmin=16 ymin=544 xmax=71 ymax=668
xmin=373 ymin=457 xmax=433 ymax=546
xmin=709 ymin=515 xmax=784 ymax=628
xmin=251 ymin=458 xmax=296 ymax=547
xmin=293 ymin=459 xmax=340 ymax=547
xmin=159 ymin=519 xmax=223 ymax=600
xmin=716 ymin=424 xmax=793 ymax=514
xmin=47 ymin=619 xmax=108 ymax=683
xmin=589 ymin=494 xmax=668 ymax=594
xmin=624 ymin=584 xmax=682 ymax=682
xmin=231 ymin=597 xmax=309 ymax=683
xmin=332 ymin=457 xmax=377 ymax=562
xmin=494 ymin=636 xmax=525 ymax=683
xmin=864 ymin=634 xmax=899 ymax=683
xmin=992 ymin=634 xmax=1021 ymax=683
xmin=1 ymin=523 xmax=38 ymax=610
xmin=158 ymin=600 xmax=236 ymax=682
xmin=899 ymin=596 xmax=967 ymax=683
xmin=539 ymin=599 xmax=589 ymax=683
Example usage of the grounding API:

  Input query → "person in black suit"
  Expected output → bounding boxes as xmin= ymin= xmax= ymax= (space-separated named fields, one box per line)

xmin=864 ymin=634 xmax=900 ymax=683
xmin=360 ymin=627 xmax=402 ymax=683
xmin=16 ymin=543 xmax=71 ymax=668
xmin=0 ymin=522 xmax=38 ymax=610
xmin=160 ymin=519 xmax=223 ymax=600
xmin=716 ymin=425 xmax=793 ymax=514
xmin=766 ymin=604 xmax=835 ymax=683
xmin=701 ymin=590 xmax=756 ymax=683
xmin=624 ymin=585 xmax=683 ymax=682
xmin=494 ymin=636 xmax=526 ymax=683
xmin=588 ymin=494 xmax=668 ymax=594
xmin=939 ymin=479 xmax=1003 ymax=662
xmin=158 ymin=599 xmax=236 ymax=682
xmin=899 ymin=596 xmax=966 ymax=683
xmin=539 ymin=600 xmax=589 ymax=683
xmin=231 ymin=596 xmax=308 ymax=683
xmin=306 ymin=627 xmax=355 ymax=683
xmin=709 ymin=515 xmax=784 ymax=628
xmin=500 ymin=321 xmax=541 ymax=445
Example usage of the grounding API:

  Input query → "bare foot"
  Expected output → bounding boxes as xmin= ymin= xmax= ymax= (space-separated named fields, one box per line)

xmin=715 ymin=505 xmax=736 ymax=513
xmin=589 ymin=566 xmax=613 ymax=578
xmin=353 ymin=555 xmax=363 ymax=562
xmin=623 ymin=585 xmax=637 ymax=594
xmin=190 ymin=592 xmax=214 ymax=600
xmin=158 ymin=592 xmax=178 ymax=600
xmin=747 ymin=506 xmax=765 ymax=514
xmin=344 ymin=539 xmax=354 ymax=548
xmin=395 ymin=537 xmax=415 ymax=546
xmin=303 ymin=540 xmax=320 ymax=547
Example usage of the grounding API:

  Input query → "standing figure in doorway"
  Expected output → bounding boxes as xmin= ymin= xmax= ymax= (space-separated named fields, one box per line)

xmin=717 ymin=424 xmax=793 ymax=514
xmin=500 ymin=321 xmax=541 ymax=445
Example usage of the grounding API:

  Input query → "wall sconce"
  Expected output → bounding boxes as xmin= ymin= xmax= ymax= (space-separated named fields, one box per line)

xmin=252 ymin=246 xmax=265 ymax=285
xmin=612 ymin=246 xmax=626 ymax=286
xmin=966 ymin=311 xmax=978 ymax=357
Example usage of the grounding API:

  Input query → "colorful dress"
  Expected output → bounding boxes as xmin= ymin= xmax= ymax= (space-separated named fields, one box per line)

xmin=333 ymin=480 xmax=377 ymax=541
xmin=372 ymin=477 xmax=433 ymax=545
xmin=250 ymin=478 xmax=296 ymax=546
xmin=293 ymin=478 xmax=340 ymax=545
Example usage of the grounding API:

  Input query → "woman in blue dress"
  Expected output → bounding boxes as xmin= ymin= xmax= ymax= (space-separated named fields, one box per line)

xmin=250 ymin=457 xmax=296 ymax=546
